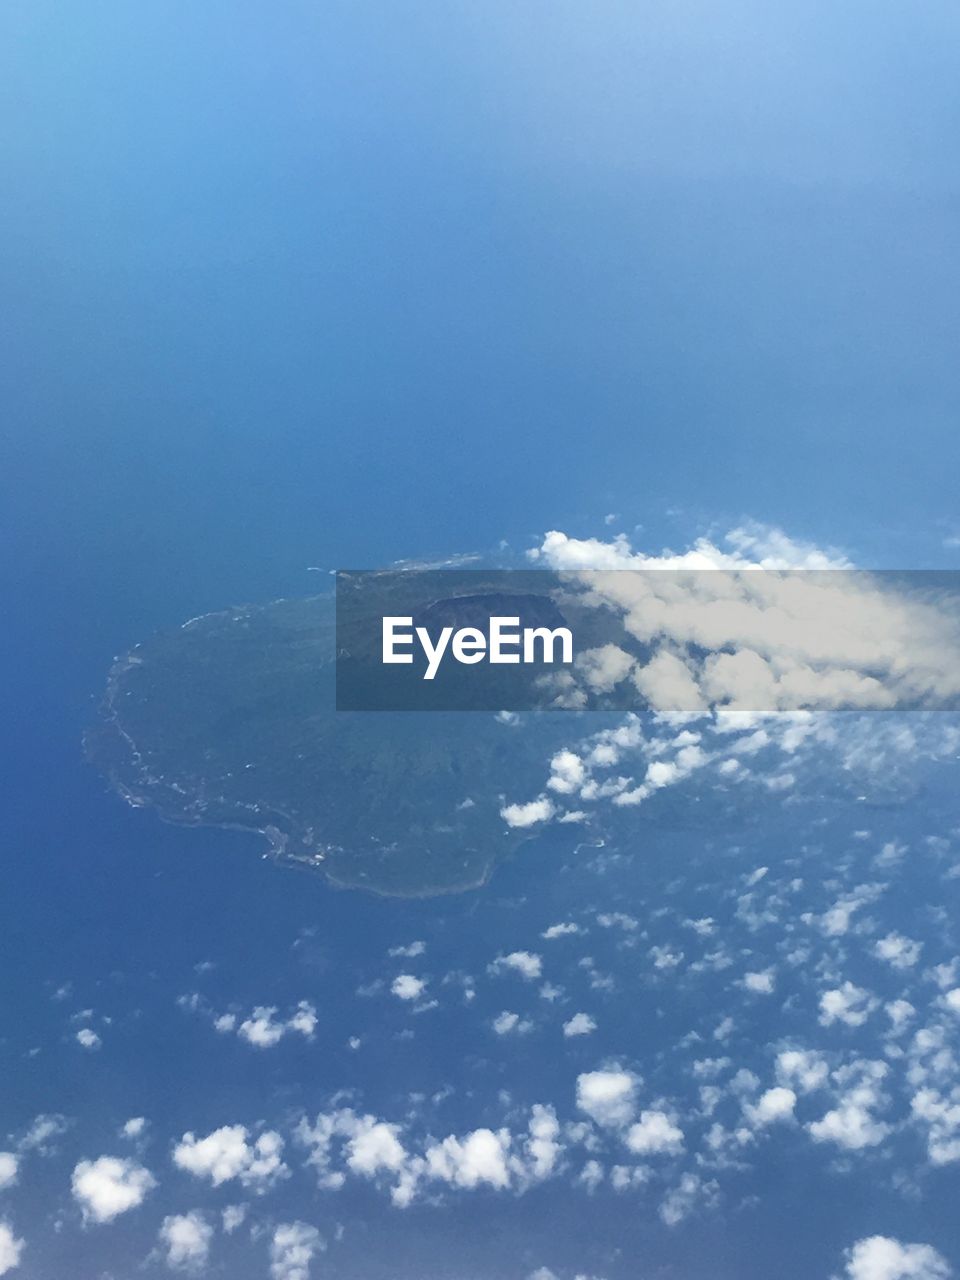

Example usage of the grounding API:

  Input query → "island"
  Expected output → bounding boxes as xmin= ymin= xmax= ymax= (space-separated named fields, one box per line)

xmin=85 ymin=589 xmax=586 ymax=896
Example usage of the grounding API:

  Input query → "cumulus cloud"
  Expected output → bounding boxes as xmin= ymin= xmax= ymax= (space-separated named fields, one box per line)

xmin=529 ymin=525 xmax=960 ymax=716
xmin=844 ymin=1235 xmax=952 ymax=1280
xmin=525 ymin=1106 xmax=563 ymax=1181
xmin=547 ymin=750 xmax=588 ymax=794
xmin=745 ymin=1087 xmax=796 ymax=1127
xmin=873 ymin=933 xmax=923 ymax=970
xmin=776 ymin=1049 xmax=829 ymax=1094
xmin=425 ymin=1128 xmax=511 ymax=1190
xmin=234 ymin=1002 xmax=317 ymax=1048
xmin=390 ymin=973 xmax=425 ymax=1001
xmin=297 ymin=1109 xmax=407 ymax=1200
xmin=17 ymin=1114 xmax=69 ymax=1158
xmin=173 ymin=1126 xmax=287 ymax=1192
xmin=0 ymin=1224 xmax=23 ymax=1277
xmin=742 ymin=969 xmax=776 ymax=995
xmin=597 ymin=912 xmax=638 ymax=932
xmin=269 ymin=1222 xmax=323 ymax=1280
xmin=71 ymin=1156 xmax=156 ymax=1224
xmin=563 ymin=1013 xmax=597 ymax=1038
xmin=574 ymin=645 xmax=635 ymax=694
xmin=493 ymin=1011 xmax=533 ymax=1035
xmin=297 ymin=1103 xmax=561 ymax=1209
xmin=576 ymin=1071 xmax=637 ymax=1128
xmin=634 ymin=650 xmax=708 ymax=720
xmin=543 ymin=922 xmax=581 ymax=940
xmin=659 ymin=1172 xmax=716 ymax=1227
xmin=222 ymin=1204 xmax=247 ymax=1234
xmin=625 ymin=1111 xmax=684 ymax=1155
xmin=910 ymin=1088 xmax=960 ymax=1166
xmin=820 ymin=982 xmax=877 ymax=1028
xmin=184 ymin=996 xmax=317 ymax=1047
xmin=501 ymin=797 xmax=556 ymax=828
xmin=344 ymin=1118 xmax=407 ymax=1179
xmin=490 ymin=952 xmax=543 ymax=981
xmin=808 ymin=1062 xmax=890 ymax=1151
xmin=157 ymin=1211 xmax=213 ymax=1272
xmin=819 ymin=885 xmax=884 ymax=938
xmin=0 ymin=1157 xmax=16 ymax=1193
xmin=615 ymin=742 xmax=707 ymax=808
xmin=388 ymin=941 xmax=426 ymax=959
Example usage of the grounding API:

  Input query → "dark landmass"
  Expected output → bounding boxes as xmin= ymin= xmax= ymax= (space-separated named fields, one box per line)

xmin=86 ymin=591 xmax=584 ymax=896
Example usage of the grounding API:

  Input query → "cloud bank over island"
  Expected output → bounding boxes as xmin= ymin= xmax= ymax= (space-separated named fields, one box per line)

xmin=528 ymin=524 xmax=960 ymax=715
xmin=499 ymin=523 xmax=960 ymax=832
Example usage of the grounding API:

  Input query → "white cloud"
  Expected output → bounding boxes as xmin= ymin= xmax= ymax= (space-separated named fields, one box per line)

xmin=844 ymin=1235 xmax=951 ymax=1280
xmin=222 ymin=1204 xmax=247 ymax=1234
xmin=576 ymin=1071 xmax=637 ymax=1128
xmin=685 ymin=917 xmax=716 ymax=937
xmin=542 ymin=922 xmax=581 ymax=940
xmin=345 ymin=1119 xmax=407 ymax=1179
xmin=158 ymin=1211 xmax=213 ymax=1272
xmin=819 ymin=982 xmax=877 ymax=1028
xmin=742 ymin=969 xmax=776 ymax=995
xmin=563 ymin=1013 xmax=597 ymax=1038
xmin=886 ymin=999 xmax=917 ymax=1033
xmin=493 ymin=1011 xmax=533 ymax=1036
xmin=425 ymin=1128 xmax=511 ymax=1190
xmin=297 ymin=1110 xmax=395 ymax=1197
xmin=303 ymin=1098 xmax=567 ymax=1209
xmin=121 ymin=1117 xmax=147 ymax=1140
xmin=659 ymin=1172 xmax=715 ymax=1226
xmin=388 ymin=941 xmax=426 ymax=959
xmin=76 ymin=1028 xmax=101 ymax=1051
xmin=490 ymin=952 xmax=543 ymax=981
xmin=298 ymin=1103 xmax=563 ymax=1209
xmin=17 ymin=1114 xmax=68 ymax=1156
xmin=525 ymin=1106 xmax=563 ymax=1181
xmin=188 ymin=997 xmax=317 ymax=1047
xmin=71 ymin=1156 xmax=156 ymax=1224
xmin=547 ymin=750 xmax=588 ymax=794
xmin=0 ymin=1157 xmax=17 ymax=1192
xmin=0 ymin=1224 xmax=23 ymax=1277
xmin=820 ymin=885 xmax=883 ymax=937
xmin=649 ymin=945 xmax=684 ymax=971
xmin=625 ymin=1111 xmax=684 ymax=1155
xmin=173 ymin=1126 xmax=287 ymax=1191
xmin=910 ymin=1088 xmax=960 ymax=1165
xmin=529 ymin=525 xmax=960 ymax=716
xmin=574 ymin=645 xmax=635 ymax=694
xmin=745 ymin=1087 xmax=796 ymax=1127
xmin=236 ymin=1002 xmax=317 ymax=1048
xmin=808 ymin=1062 xmax=890 ymax=1150
xmin=633 ymin=650 xmax=707 ymax=720
xmin=269 ymin=1222 xmax=323 ymax=1280
xmin=501 ymin=797 xmax=555 ymax=828
xmin=391 ymin=975 xmax=426 ymax=1001
xmin=873 ymin=934 xmax=923 ymax=970
xmin=597 ymin=912 xmax=638 ymax=932
xmin=776 ymin=1049 xmax=829 ymax=1093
